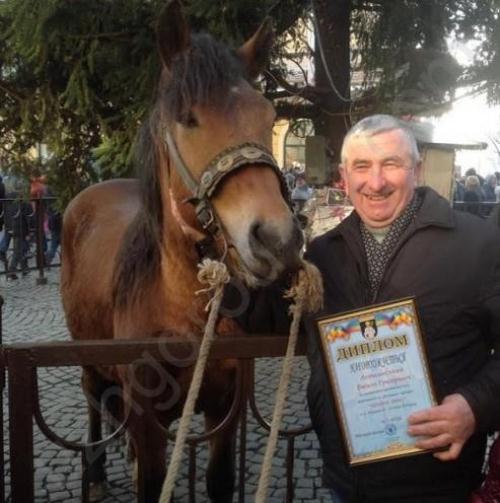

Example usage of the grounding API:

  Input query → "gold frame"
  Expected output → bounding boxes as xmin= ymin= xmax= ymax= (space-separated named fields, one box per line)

xmin=316 ymin=298 xmax=437 ymax=465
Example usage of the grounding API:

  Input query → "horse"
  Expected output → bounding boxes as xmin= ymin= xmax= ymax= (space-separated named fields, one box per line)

xmin=60 ymin=1 xmax=304 ymax=501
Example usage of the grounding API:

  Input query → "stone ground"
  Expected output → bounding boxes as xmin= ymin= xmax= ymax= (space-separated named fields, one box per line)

xmin=0 ymin=268 xmax=333 ymax=503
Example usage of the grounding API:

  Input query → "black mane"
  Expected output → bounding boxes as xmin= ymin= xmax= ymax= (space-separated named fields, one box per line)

xmin=112 ymin=33 xmax=247 ymax=308
xmin=161 ymin=33 xmax=245 ymax=123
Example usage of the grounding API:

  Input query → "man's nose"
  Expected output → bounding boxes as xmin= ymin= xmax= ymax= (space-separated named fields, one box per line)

xmin=367 ymin=167 xmax=386 ymax=191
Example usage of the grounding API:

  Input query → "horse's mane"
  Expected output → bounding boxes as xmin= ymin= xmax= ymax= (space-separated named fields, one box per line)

xmin=112 ymin=33 xmax=246 ymax=308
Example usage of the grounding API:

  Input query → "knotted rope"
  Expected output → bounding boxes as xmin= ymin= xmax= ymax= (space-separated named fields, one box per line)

xmin=158 ymin=258 xmax=323 ymax=503
xmin=255 ymin=260 xmax=323 ymax=502
xmin=159 ymin=258 xmax=230 ymax=503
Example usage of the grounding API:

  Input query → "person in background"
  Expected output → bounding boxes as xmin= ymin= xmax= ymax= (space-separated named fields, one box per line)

xmin=0 ymin=175 xmax=5 ymax=232
xmin=2 ymin=179 xmax=32 ymax=279
xmin=44 ymin=188 xmax=62 ymax=266
xmin=283 ymin=165 xmax=296 ymax=193
xmin=463 ymin=175 xmax=484 ymax=217
xmin=465 ymin=167 xmax=485 ymax=189
xmin=494 ymin=172 xmax=500 ymax=202
xmin=238 ymin=114 xmax=500 ymax=503
xmin=29 ymin=171 xmax=47 ymax=199
xmin=28 ymin=170 xmax=48 ymax=256
xmin=291 ymin=173 xmax=313 ymax=213
xmin=483 ymin=174 xmax=497 ymax=202
xmin=452 ymin=165 xmax=465 ymax=202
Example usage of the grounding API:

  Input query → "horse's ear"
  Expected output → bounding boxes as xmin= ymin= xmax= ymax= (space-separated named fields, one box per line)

xmin=156 ymin=0 xmax=190 ymax=71
xmin=237 ymin=17 xmax=274 ymax=80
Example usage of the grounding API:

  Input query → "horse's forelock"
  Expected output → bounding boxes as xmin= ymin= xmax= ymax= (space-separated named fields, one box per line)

xmin=159 ymin=33 xmax=245 ymax=123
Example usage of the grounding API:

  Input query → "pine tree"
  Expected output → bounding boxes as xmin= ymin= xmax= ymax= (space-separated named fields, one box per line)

xmin=0 ymin=0 xmax=498 ymax=202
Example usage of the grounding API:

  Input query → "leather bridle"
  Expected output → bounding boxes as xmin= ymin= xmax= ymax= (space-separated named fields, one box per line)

xmin=164 ymin=129 xmax=291 ymax=244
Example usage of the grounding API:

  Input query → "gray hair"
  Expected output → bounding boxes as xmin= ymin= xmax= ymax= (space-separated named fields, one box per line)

xmin=341 ymin=114 xmax=421 ymax=165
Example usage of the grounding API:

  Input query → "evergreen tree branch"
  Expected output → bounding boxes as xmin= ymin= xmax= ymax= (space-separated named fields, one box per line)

xmin=0 ymin=80 xmax=24 ymax=102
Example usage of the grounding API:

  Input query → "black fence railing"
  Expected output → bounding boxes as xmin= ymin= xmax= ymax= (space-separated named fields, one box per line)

xmin=3 ymin=335 xmax=310 ymax=503
xmin=0 ymin=196 xmax=61 ymax=284
xmin=452 ymin=201 xmax=498 ymax=219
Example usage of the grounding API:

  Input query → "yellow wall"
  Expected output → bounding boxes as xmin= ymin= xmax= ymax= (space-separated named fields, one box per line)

xmin=272 ymin=119 xmax=289 ymax=169
xmin=420 ymin=148 xmax=455 ymax=201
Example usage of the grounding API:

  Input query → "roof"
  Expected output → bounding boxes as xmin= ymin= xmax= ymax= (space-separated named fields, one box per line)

xmin=404 ymin=120 xmax=488 ymax=151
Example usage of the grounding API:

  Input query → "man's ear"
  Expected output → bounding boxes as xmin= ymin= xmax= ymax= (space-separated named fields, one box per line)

xmin=339 ymin=164 xmax=349 ymax=196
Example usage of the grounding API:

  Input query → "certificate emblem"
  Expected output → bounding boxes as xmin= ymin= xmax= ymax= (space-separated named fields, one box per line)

xmin=360 ymin=318 xmax=377 ymax=339
xmin=317 ymin=298 xmax=437 ymax=465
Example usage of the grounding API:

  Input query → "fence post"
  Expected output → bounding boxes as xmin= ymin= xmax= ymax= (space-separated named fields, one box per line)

xmin=8 ymin=348 xmax=35 ymax=502
xmin=34 ymin=198 xmax=47 ymax=285
xmin=0 ymin=295 xmax=4 ymax=503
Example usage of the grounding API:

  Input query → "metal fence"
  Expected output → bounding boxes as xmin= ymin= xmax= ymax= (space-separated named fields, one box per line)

xmin=452 ymin=200 xmax=498 ymax=218
xmin=2 ymin=332 xmax=311 ymax=503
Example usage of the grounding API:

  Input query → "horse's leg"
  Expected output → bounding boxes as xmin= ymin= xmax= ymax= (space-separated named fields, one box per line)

xmin=125 ymin=373 xmax=167 ymax=503
xmin=81 ymin=367 xmax=108 ymax=502
xmin=205 ymin=385 xmax=238 ymax=503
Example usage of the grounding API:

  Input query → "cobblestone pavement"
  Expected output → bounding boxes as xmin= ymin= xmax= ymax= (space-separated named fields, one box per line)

xmin=1 ymin=269 xmax=333 ymax=502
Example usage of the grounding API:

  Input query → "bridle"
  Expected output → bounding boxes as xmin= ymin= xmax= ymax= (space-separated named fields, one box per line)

xmin=164 ymin=129 xmax=291 ymax=256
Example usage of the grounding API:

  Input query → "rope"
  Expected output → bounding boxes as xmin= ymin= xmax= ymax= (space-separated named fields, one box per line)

xmin=159 ymin=259 xmax=230 ymax=503
xmin=255 ymin=260 xmax=323 ymax=502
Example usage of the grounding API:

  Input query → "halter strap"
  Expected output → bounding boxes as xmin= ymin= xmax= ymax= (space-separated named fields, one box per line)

xmin=164 ymin=129 xmax=291 ymax=238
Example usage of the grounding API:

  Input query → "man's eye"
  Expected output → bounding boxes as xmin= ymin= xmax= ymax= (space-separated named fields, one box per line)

xmin=383 ymin=161 xmax=401 ymax=170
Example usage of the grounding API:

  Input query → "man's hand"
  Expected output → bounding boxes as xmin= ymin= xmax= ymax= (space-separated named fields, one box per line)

xmin=407 ymin=393 xmax=476 ymax=461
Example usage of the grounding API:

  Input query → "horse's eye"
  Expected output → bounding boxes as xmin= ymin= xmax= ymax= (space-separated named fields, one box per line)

xmin=183 ymin=111 xmax=198 ymax=128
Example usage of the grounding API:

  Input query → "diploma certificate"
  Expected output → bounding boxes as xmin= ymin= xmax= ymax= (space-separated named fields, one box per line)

xmin=317 ymin=298 xmax=437 ymax=465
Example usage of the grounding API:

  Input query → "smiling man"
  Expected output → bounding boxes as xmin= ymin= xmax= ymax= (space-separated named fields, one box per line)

xmin=340 ymin=123 xmax=422 ymax=229
xmin=300 ymin=114 xmax=500 ymax=502
xmin=236 ymin=114 xmax=500 ymax=502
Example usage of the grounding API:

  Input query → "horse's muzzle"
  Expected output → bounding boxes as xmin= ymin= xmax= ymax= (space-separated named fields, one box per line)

xmin=247 ymin=218 xmax=304 ymax=279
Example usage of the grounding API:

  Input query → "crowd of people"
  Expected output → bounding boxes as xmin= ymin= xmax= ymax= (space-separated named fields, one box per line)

xmin=453 ymin=167 xmax=500 ymax=217
xmin=0 ymin=174 xmax=61 ymax=280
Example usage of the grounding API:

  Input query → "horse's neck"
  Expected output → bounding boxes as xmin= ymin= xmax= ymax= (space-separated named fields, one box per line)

xmin=157 ymin=192 xmax=208 ymax=332
xmin=157 ymin=180 xmax=241 ymax=336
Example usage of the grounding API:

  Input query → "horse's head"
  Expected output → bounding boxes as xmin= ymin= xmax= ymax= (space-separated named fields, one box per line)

xmin=153 ymin=1 xmax=303 ymax=286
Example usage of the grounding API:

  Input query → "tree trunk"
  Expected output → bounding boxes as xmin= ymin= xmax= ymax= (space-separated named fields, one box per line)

xmin=312 ymin=0 xmax=352 ymax=179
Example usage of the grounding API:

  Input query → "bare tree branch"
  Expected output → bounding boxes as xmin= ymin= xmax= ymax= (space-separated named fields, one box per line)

xmin=265 ymin=68 xmax=331 ymax=103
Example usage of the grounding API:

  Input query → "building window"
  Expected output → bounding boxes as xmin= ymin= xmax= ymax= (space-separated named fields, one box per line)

xmin=284 ymin=119 xmax=314 ymax=170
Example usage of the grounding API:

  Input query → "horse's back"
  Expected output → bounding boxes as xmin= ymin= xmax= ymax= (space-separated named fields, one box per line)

xmin=61 ymin=179 xmax=140 ymax=341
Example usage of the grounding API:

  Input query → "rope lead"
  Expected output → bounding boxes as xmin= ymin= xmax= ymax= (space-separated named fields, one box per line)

xmin=159 ymin=259 xmax=229 ymax=503
xmin=255 ymin=260 xmax=323 ymax=502
xmin=159 ymin=258 xmax=323 ymax=503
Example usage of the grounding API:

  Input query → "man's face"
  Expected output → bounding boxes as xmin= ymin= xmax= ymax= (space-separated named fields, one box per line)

xmin=340 ymin=129 xmax=421 ymax=228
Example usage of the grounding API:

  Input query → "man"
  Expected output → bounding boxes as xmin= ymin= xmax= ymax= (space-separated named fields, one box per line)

xmin=291 ymin=173 xmax=313 ymax=214
xmin=237 ymin=114 xmax=500 ymax=502
xmin=1 ymin=179 xmax=32 ymax=279
xmin=303 ymin=114 xmax=500 ymax=502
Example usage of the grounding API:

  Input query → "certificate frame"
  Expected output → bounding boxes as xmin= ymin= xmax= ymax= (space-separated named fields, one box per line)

xmin=317 ymin=298 xmax=437 ymax=466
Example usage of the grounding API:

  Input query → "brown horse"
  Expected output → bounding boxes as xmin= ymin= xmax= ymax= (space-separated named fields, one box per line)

xmin=61 ymin=1 xmax=303 ymax=502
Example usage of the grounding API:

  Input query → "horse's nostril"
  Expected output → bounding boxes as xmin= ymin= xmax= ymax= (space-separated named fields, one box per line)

xmin=250 ymin=221 xmax=278 ymax=250
xmin=250 ymin=221 xmax=264 ymax=245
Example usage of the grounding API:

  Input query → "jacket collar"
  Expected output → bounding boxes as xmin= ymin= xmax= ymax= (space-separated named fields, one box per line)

xmin=326 ymin=186 xmax=455 ymax=241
